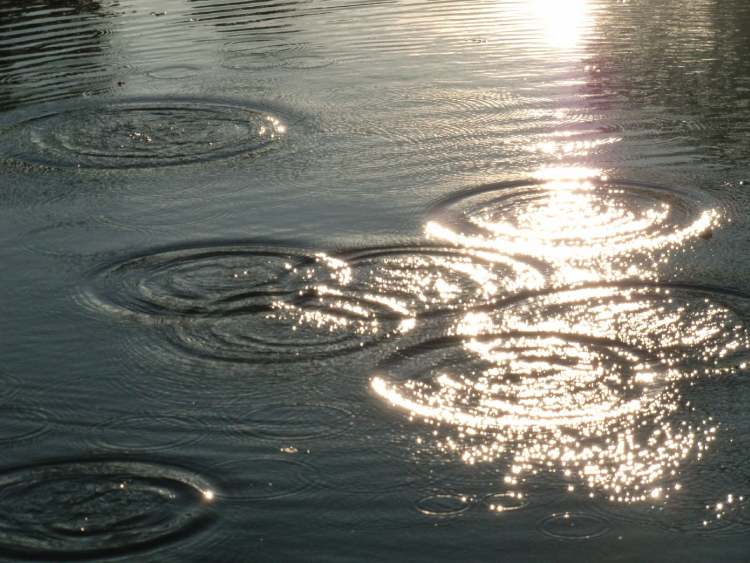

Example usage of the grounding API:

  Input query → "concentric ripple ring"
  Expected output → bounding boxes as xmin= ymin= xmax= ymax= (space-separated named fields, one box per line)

xmin=0 ymin=459 xmax=217 ymax=559
xmin=371 ymin=282 xmax=750 ymax=501
xmin=295 ymin=243 xmax=547 ymax=318
xmin=0 ymin=97 xmax=285 ymax=169
xmin=372 ymin=282 xmax=750 ymax=430
xmin=425 ymin=177 xmax=720 ymax=263
xmin=80 ymin=242 xmax=318 ymax=321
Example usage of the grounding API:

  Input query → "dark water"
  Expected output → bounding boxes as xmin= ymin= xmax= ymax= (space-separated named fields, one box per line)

xmin=1 ymin=0 xmax=750 ymax=560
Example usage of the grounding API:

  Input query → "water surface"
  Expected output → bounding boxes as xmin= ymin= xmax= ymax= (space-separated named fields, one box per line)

xmin=2 ymin=0 xmax=750 ymax=561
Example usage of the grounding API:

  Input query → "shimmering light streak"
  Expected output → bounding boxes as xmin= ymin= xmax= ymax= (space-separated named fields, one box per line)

xmin=528 ymin=135 xmax=621 ymax=158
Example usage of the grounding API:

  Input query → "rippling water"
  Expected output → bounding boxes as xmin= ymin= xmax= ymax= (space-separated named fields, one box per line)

xmin=2 ymin=0 xmax=750 ymax=561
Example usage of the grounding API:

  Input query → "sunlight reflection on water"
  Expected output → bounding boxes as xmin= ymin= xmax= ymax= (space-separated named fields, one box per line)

xmin=4 ymin=0 xmax=750 ymax=558
xmin=425 ymin=167 xmax=721 ymax=284
xmin=367 ymin=167 xmax=744 ymax=513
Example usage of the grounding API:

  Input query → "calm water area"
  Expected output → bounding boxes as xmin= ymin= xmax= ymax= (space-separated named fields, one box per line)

xmin=1 ymin=0 xmax=750 ymax=560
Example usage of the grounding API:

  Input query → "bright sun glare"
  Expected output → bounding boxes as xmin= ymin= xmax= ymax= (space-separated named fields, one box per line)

xmin=530 ymin=0 xmax=591 ymax=49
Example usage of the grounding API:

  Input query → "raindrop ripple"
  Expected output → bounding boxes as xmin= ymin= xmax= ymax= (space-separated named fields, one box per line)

xmin=0 ymin=97 xmax=285 ymax=169
xmin=82 ymin=242 xmax=315 ymax=320
xmin=426 ymin=177 xmax=720 ymax=266
xmin=0 ymin=459 xmax=217 ymax=559
xmin=539 ymin=512 xmax=611 ymax=540
xmin=82 ymin=242 xmax=408 ymax=363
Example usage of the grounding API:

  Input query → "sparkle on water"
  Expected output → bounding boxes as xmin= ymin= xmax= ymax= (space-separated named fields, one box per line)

xmin=365 ymin=165 xmax=744 ymax=510
xmin=88 ymin=165 xmax=740 ymax=510
xmin=425 ymin=168 xmax=721 ymax=284
xmin=119 ymin=158 xmax=740 ymax=512
xmin=4 ymin=0 xmax=750 ymax=556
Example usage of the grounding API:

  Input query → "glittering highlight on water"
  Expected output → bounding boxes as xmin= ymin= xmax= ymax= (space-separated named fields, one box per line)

xmin=426 ymin=169 xmax=721 ymax=283
xmin=372 ymin=284 xmax=750 ymax=504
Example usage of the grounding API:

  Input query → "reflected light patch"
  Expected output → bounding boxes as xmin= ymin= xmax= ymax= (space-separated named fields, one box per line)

xmin=531 ymin=166 xmax=603 ymax=181
xmin=528 ymin=136 xmax=621 ymax=158
xmin=425 ymin=169 xmax=721 ymax=283
xmin=370 ymin=284 xmax=750 ymax=503
xmin=282 ymin=247 xmax=546 ymax=321
xmin=530 ymin=0 xmax=591 ymax=50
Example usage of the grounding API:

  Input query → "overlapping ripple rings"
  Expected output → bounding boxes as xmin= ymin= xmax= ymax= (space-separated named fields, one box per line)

xmin=288 ymin=244 xmax=547 ymax=318
xmin=0 ymin=97 xmax=285 ymax=169
xmin=167 ymin=311 xmax=403 ymax=364
xmin=426 ymin=173 xmax=721 ymax=282
xmin=82 ymin=243 xmax=379 ymax=363
xmin=0 ymin=460 xmax=216 ymax=559
xmin=372 ymin=283 xmax=750 ymax=503
xmin=84 ymin=241 xmax=546 ymax=363
xmin=82 ymin=243 xmax=316 ymax=320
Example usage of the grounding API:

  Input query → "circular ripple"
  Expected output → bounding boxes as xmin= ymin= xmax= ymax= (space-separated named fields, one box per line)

xmin=372 ymin=331 xmax=658 ymax=431
xmin=296 ymin=244 xmax=547 ymax=318
xmin=238 ymin=403 xmax=355 ymax=440
xmin=426 ymin=176 xmax=720 ymax=265
xmin=81 ymin=243 xmax=316 ymax=321
xmin=0 ymin=460 xmax=216 ymax=559
xmin=539 ymin=512 xmax=611 ymax=540
xmin=483 ymin=492 xmax=528 ymax=513
xmin=169 ymin=304 xmax=405 ymax=364
xmin=222 ymin=52 xmax=284 ymax=71
xmin=0 ymin=407 xmax=51 ymax=446
xmin=211 ymin=458 xmax=316 ymax=501
xmin=416 ymin=494 xmax=472 ymax=517
xmin=92 ymin=414 xmax=206 ymax=453
xmin=146 ymin=65 xmax=201 ymax=80
xmin=0 ymin=97 xmax=285 ymax=169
